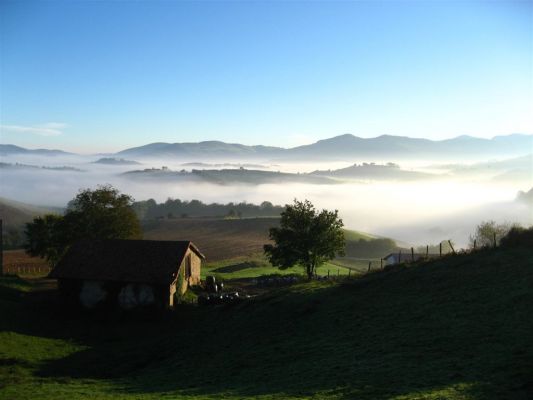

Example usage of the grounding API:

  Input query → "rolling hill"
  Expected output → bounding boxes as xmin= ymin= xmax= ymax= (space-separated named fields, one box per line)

xmin=142 ymin=217 xmax=394 ymax=262
xmin=0 ymin=198 xmax=59 ymax=228
xmin=123 ymin=167 xmax=336 ymax=185
xmin=0 ymin=144 xmax=71 ymax=157
xmin=311 ymin=162 xmax=435 ymax=181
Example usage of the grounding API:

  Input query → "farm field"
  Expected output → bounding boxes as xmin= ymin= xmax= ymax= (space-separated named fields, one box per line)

xmin=142 ymin=217 xmax=386 ymax=262
xmin=1 ymin=246 xmax=532 ymax=400
xmin=2 ymin=250 xmax=51 ymax=276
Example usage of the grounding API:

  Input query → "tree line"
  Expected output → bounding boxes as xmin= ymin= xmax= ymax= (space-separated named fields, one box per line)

xmin=131 ymin=198 xmax=284 ymax=220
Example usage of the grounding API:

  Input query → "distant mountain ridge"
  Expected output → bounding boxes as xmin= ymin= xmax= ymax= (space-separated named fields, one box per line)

xmin=2 ymin=133 xmax=532 ymax=160
xmin=116 ymin=133 xmax=533 ymax=160
xmin=0 ymin=144 xmax=71 ymax=156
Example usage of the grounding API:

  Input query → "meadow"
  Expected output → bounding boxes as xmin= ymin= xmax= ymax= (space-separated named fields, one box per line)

xmin=1 ymin=246 xmax=532 ymax=400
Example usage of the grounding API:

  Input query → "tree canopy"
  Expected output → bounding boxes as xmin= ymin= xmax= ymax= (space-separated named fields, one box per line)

xmin=264 ymin=199 xmax=345 ymax=279
xmin=469 ymin=220 xmax=517 ymax=248
xmin=25 ymin=185 xmax=141 ymax=266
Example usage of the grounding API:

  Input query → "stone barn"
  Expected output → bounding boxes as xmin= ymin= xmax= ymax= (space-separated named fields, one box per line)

xmin=49 ymin=239 xmax=205 ymax=309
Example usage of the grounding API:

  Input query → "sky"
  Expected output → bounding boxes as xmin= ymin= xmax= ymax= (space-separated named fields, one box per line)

xmin=0 ymin=0 xmax=532 ymax=153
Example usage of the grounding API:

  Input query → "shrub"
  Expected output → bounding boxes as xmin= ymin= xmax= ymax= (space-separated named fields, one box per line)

xmin=500 ymin=226 xmax=533 ymax=248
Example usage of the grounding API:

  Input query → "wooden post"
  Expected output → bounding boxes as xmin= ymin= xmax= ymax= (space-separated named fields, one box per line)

xmin=367 ymin=262 xmax=371 ymax=272
xmin=381 ymin=258 xmax=383 ymax=269
xmin=493 ymin=232 xmax=497 ymax=248
xmin=411 ymin=247 xmax=414 ymax=262
xmin=439 ymin=242 xmax=442 ymax=257
xmin=448 ymin=240 xmax=456 ymax=254
xmin=337 ymin=269 xmax=340 ymax=277
xmin=348 ymin=269 xmax=351 ymax=277
xmin=327 ymin=269 xmax=330 ymax=278
xmin=426 ymin=245 xmax=429 ymax=258
xmin=398 ymin=250 xmax=402 ymax=264
xmin=473 ymin=240 xmax=476 ymax=250
xmin=0 ymin=219 xmax=3 ymax=276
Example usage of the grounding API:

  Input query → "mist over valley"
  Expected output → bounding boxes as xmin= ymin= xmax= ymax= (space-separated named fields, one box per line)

xmin=1 ymin=134 xmax=531 ymax=247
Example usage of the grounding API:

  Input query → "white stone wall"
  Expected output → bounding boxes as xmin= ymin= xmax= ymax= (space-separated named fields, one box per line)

xmin=79 ymin=280 xmax=107 ymax=308
xmin=118 ymin=283 xmax=156 ymax=309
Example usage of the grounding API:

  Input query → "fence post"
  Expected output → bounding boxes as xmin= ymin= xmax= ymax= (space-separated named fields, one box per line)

xmin=398 ymin=250 xmax=402 ymax=264
xmin=327 ymin=269 xmax=330 ymax=278
xmin=426 ymin=245 xmax=429 ymax=258
xmin=381 ymin=258 xmax=383 ymax=269
xmin=0 ymin=219 xmax=3 ymax=276
xmin=367 ymin=262 xmax=371 ymax=273
xmin=348 ymin=269 xmax=351 ymax=278
xmin=493 ymin=232 xmax=497 ymax=248
xmin=411 ymin=247 xmax=414 ymax=262
xmin=448 ymin=240 xmax=456 ymax=254
xmin=474 ymin=240 xmax=476 ymax=250
xmin=337 ymin=269 xmax=340 ymax=277
xmin=439 ymin=242 xmax=442 ymax=257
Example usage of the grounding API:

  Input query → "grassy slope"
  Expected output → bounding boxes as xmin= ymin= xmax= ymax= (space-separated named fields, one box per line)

xmin=142 ymin=217 xmax=379 ymax=262
xmin=202 ymin=254 xmax=353 ymax=281
xmin=1 ymin=247 xmax=532 ymax=400
xmin=0 ymin=198 xmax=59 ymax=227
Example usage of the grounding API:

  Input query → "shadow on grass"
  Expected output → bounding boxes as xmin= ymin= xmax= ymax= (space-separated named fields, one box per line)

xmin=3 ymin=248 xmax=533 ymax=399
xmin=211 ymin=260 xmax=265 ymax=273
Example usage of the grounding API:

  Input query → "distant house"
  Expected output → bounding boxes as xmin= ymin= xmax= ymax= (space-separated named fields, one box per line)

xmin=49 ymin=239 xmax=205 ymax=309
xmin=383 ymin=252 xmax=439 ymax=266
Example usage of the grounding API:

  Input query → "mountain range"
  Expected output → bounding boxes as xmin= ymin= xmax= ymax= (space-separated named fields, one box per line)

xmin=1 ymin=133 xmax=532 ymax=161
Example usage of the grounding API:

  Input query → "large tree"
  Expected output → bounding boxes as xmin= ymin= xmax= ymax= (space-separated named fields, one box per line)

xmin=25 ymin=185 xmax=142 ymax=265
xmin=264 ymin=199 xmax=345 ymax=279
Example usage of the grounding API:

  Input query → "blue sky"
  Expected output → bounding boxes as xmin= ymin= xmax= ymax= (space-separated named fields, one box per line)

xmin=0 ymin=0 xmax=531 ymax=153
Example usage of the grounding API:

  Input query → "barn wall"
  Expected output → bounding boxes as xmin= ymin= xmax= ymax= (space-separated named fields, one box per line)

xmin=59 ymin=279 xmax=170 ymax=309
xmin=188 ymin=249 xmax=202 ymax=285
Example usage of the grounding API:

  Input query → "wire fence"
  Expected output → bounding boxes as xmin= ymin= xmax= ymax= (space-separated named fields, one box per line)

xmin=317 ymin=237 xmax=501 ymax=280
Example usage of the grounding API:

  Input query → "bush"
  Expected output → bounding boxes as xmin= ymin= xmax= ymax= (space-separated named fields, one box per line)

xmin=500 ymin=226 xmax=533 ymax=248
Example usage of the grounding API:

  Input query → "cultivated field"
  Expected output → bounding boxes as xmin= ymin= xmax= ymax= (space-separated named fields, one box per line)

xmin=142 ymin=217 xmax=381 ymax=266
xmin=2 ymin=250 xmax=50 ymax=276
xmin=142 ymin=217 xmax=279 ymax=261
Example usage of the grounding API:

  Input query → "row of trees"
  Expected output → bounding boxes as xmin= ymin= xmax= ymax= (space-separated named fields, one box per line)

xmin=132 ymin=198 xmax=284 ymax=220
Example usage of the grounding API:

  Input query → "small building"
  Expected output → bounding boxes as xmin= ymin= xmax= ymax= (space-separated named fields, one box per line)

xmin=49 ymin=239 xmax=205 ymax=309
xmin=383 ymin=252 xmax=439 ymax=266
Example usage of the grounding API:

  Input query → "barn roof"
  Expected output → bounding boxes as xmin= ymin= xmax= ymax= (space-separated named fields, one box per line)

xmin=49 ymin=239 xmax=205 ymax=285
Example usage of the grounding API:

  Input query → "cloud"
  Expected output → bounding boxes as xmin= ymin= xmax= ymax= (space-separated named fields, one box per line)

xmin=0 ymin=122 xmax=67 ymax=136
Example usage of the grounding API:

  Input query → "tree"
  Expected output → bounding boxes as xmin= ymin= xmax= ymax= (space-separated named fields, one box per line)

xmin=25 ymin=214 xmax=66 ymax=266
xmin=469 ymin=220 xmax=516 ymax=248
xmin=25 ymin=185 xmax=142 ymax=265
xmin=264 ymin=199 xmax=345 ymax=279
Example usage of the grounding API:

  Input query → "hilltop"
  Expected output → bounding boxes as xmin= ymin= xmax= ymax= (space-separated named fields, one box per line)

xmin=1 ymin=246 xmax=531 ymax=399
xmin=92 ymin=157 xmax=141 ymax=165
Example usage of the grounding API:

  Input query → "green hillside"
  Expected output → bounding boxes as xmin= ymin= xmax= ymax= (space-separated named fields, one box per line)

xmin=142 ymin=217 xmax=394 ymax=262
xmin=1 ymin=246 xmax=532 ymax=400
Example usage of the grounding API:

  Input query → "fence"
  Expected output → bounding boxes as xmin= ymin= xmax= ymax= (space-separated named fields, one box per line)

xmin=3 ymin=264 xmax=52 ymax=276
xmin=317 ymin=238 xmax=501 ymax=280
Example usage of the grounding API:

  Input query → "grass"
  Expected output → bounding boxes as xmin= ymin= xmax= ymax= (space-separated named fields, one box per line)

xmin=1 ymin=246 xmax=532 ymax=399
xmin=203 ymin=254 xmax=354 ymax=280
